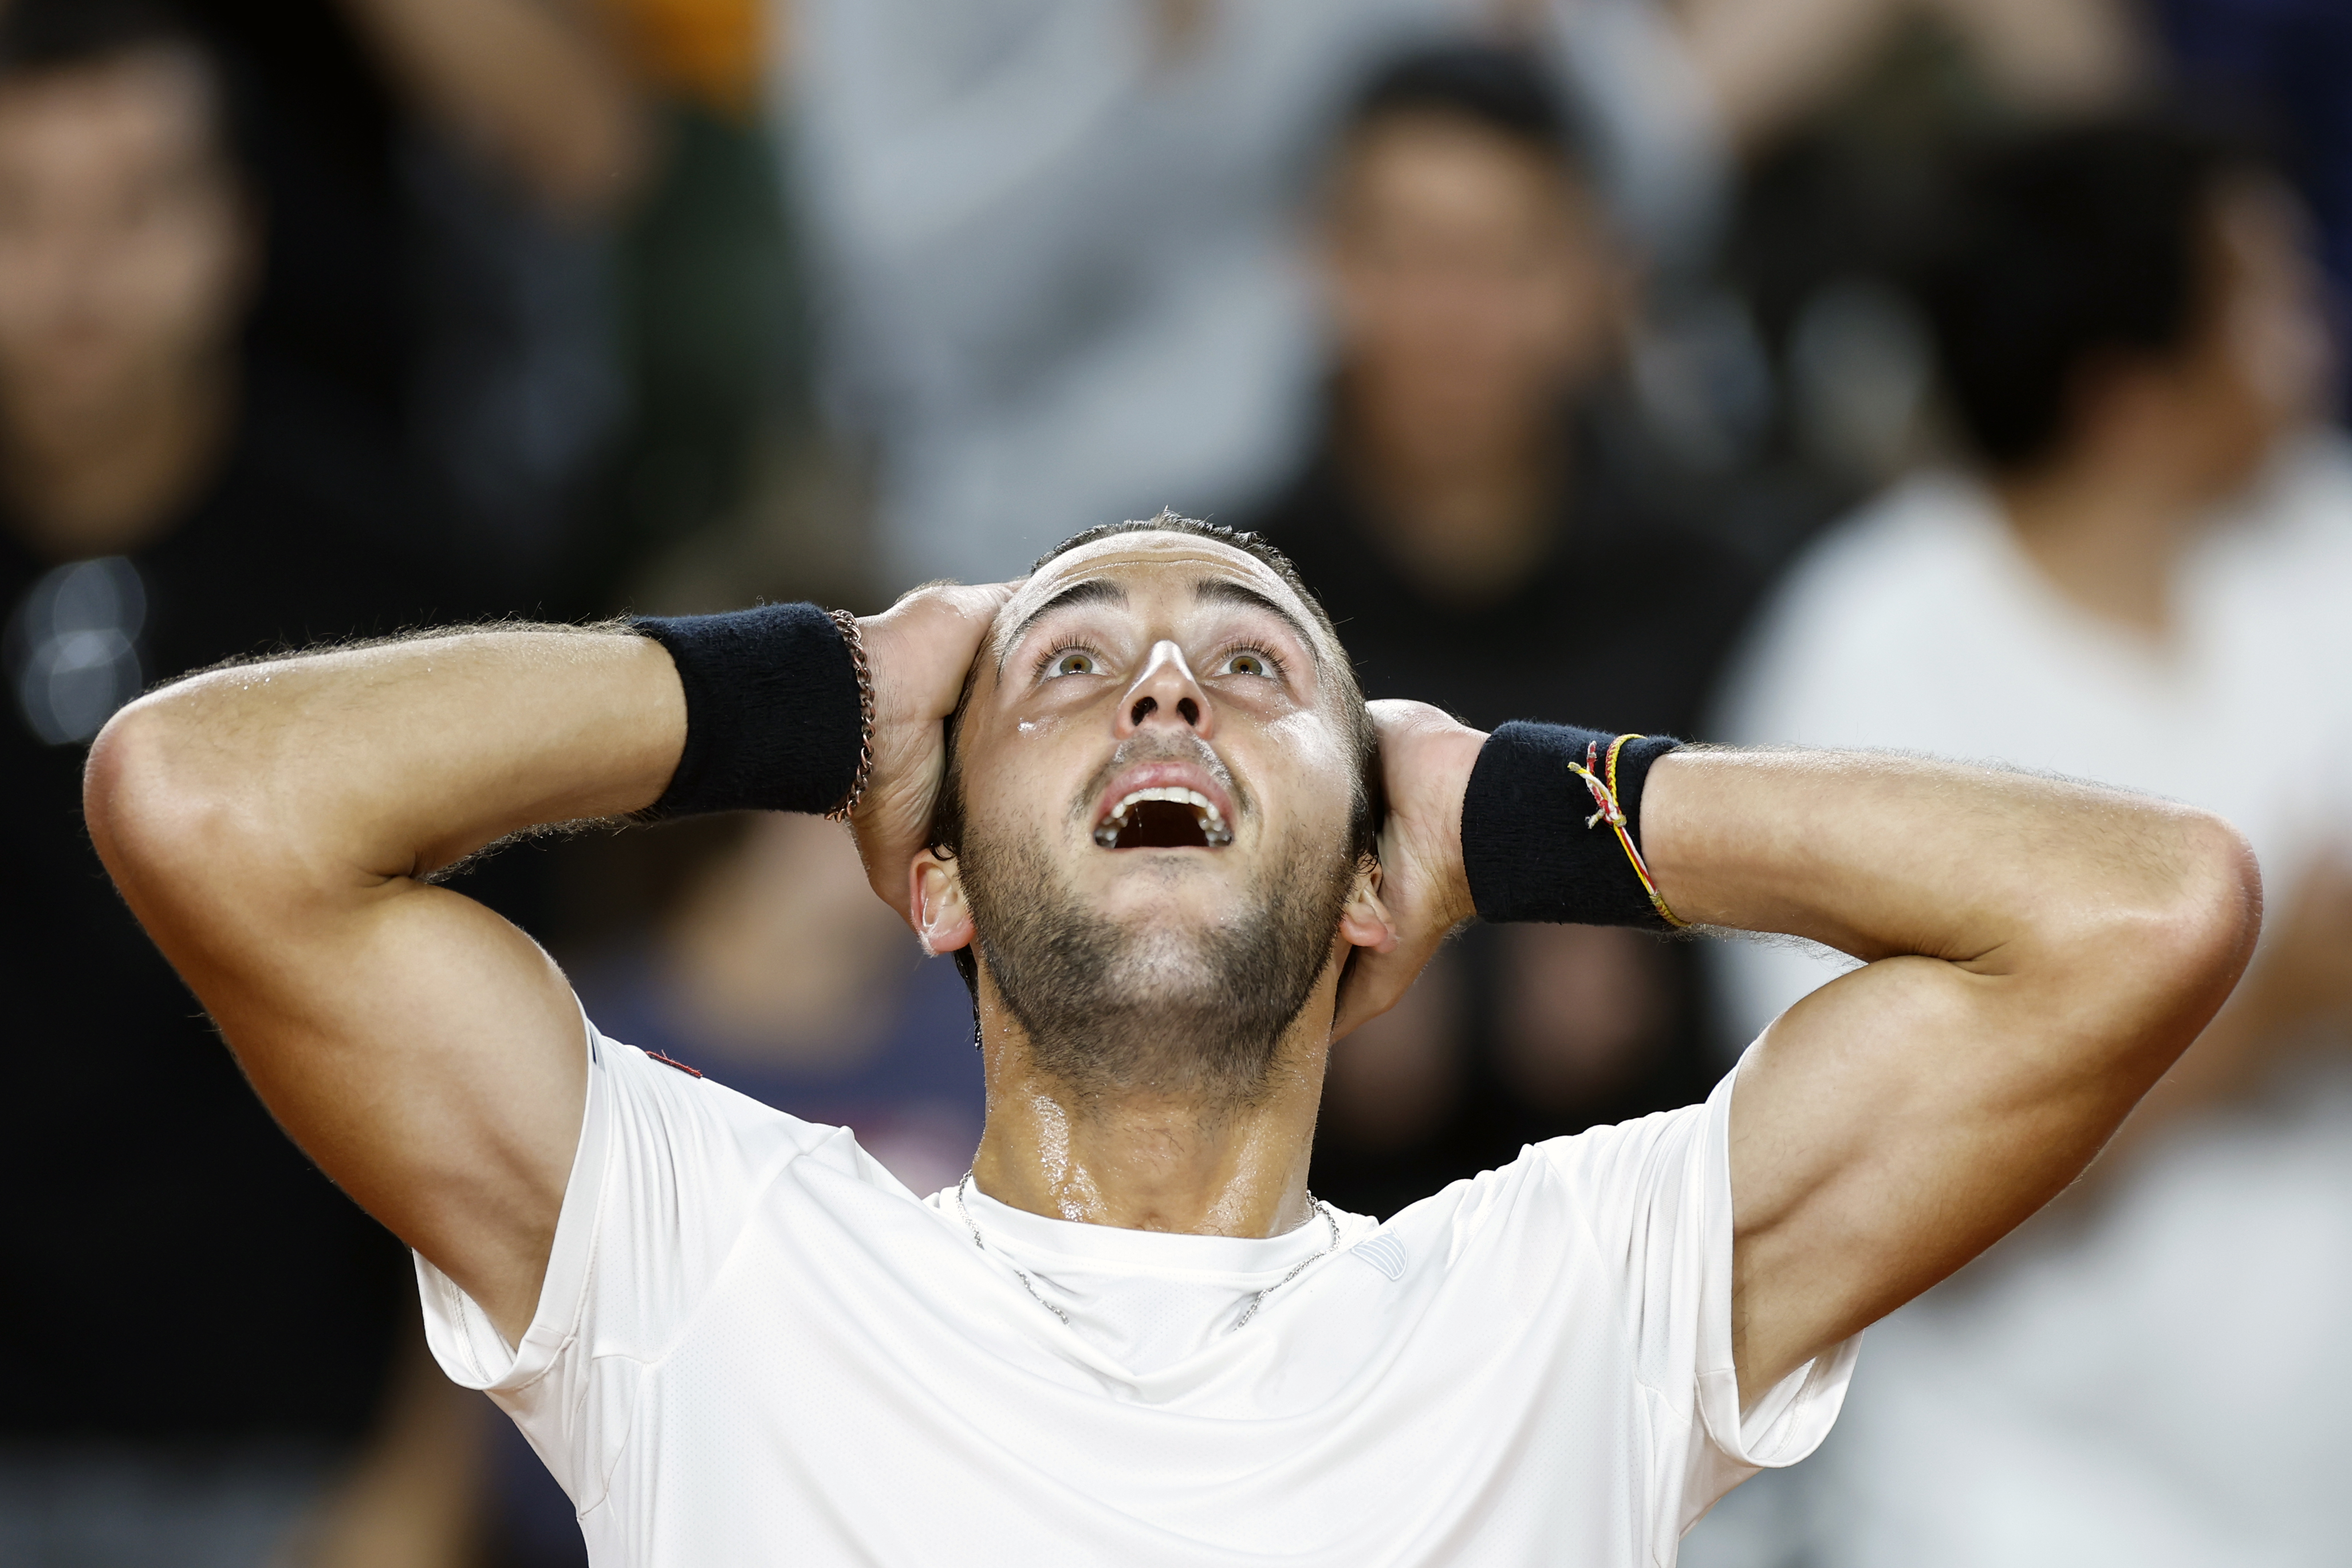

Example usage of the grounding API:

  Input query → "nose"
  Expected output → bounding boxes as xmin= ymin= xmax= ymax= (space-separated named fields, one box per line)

xmin=1117 ymin=640 xmax=1212 ymax=738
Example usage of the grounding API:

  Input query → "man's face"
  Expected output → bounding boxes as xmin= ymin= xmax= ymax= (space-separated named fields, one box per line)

xmin=0 ymin=49 xmax=250 ymax=428
xmin=1322 ymin=111 xmax=1622 ymax=463
xmin=2177 ymin=174 xmax=2332 ymax=493
xmin=920 ymin=533 xmax=1383 ymax=1101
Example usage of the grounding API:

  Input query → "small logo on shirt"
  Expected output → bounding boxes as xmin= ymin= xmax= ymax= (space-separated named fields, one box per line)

xmin=1347 ymin=1234 xmax=1408 ymax=1281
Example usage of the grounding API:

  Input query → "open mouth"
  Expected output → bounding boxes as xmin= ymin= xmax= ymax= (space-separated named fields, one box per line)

xmin=1092 ymin=787 xmax=1234 ymax=850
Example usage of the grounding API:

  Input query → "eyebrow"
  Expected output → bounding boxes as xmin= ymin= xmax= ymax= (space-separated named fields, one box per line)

xmin=992 ymin=573 xmax=1323 ymax=673
xmin=995 ymin=577 xmax=1128 ymax=671
xmin=1193 ymin=578 xmax=1321 ymax=667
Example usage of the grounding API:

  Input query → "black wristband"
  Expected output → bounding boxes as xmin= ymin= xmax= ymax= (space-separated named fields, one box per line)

xmin=1461 ymin=722 xmax=1683 ymax=928
xmin=633 ymin=602 xmax=863 ymax=818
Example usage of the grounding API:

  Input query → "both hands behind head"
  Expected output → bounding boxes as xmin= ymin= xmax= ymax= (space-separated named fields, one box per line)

xmin=81 ymin=572 xmax=2261 ymax=1403
xmin=844 ymin=582 xmax=1484 ymax=1033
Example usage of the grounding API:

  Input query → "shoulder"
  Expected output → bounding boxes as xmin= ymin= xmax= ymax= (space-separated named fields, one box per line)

xmin=590 ymin=1026 xmax=888 ymax=1193
xmin=1382 ymin=1095 xmax=1719 ymax=1271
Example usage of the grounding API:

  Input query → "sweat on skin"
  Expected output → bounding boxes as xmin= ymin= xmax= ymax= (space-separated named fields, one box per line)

xmin=78 ymin=525 xmax=2261 ymax=1562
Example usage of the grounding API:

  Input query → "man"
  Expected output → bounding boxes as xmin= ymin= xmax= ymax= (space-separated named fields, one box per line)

xmin=1701 ymin=120 xmax=2352 ymax=1565
xmin=786 ymin=0 xmax=1720 ymax=584
xmin=88 ymin=512 xmax=2255 ymax=1563
xmin=1250 ymin=42 xmax=1755 ymax=1214
xmin=0 ymin=6 xmax=482 ymax=1562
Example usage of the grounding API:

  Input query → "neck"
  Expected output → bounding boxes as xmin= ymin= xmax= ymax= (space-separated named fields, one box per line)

xmin=1992 ymin=449 xmax=2204 ymax=640
xmin=1 ymin=353 xmax=235 ymax=560
xmin=967 ymin=992 xmax=1332 ymax=1238
xmin=1341 ymin=392 xmax=1560 ymax=606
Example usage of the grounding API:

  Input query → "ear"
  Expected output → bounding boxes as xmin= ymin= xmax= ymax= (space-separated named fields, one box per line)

xmin=909 ymin=849 xmax=976 ymax=956
xmin=1338 ymin=853 xmax=1398 ymax=956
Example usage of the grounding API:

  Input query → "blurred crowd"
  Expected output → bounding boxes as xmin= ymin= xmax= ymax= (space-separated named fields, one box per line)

xmin=1 ymin=0 xmax=2345 ymax=1564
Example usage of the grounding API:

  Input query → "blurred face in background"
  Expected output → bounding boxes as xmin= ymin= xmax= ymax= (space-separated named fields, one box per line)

xmin=0 ymin=46 xmax=251 ymax=438
xmin=2174 ymin=172 xmax=2331 ymax=495
xmin=2066 ymin=171 xmax=2330 ymax=507
xmin=1321 ymin=110 xmax=1624 ymax=474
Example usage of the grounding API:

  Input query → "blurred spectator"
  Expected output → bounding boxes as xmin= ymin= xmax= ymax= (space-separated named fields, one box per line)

xmin=1636 ymin=0 xmax=2156 ymax=576
xmin=132 ymin=0 xmax=651 ymax=604
xmin=2150 ymin=0 xmax=2352 ymax=401
xmin=337 ymin=0 xmax=649 ymax=597
xmin=786 ymin=0 xmax=1724 ymax=586
xmin=586 ymin=0 xmax=838 ymax=613
xmin=1673 ymin=0 xmax=2148 ymax=157
xmin=0 ymin=3 xmax=490 ymax=1562
xmin=1246 ymin=43 xmax=1756 ymax=1218
xmin=1692 ymin=117 xmax=2352 ymax=1566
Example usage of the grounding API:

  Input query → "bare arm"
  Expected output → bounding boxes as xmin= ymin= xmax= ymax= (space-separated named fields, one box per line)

xmin=2091 ymin=850 xmax=2352 ymax=1174
xmin=1647 ymin=748 xmax=2258 ymax=1404
xmin=86 ymin=628 xmax=683 ymax=1340
xmin=338 ymin=0 xmax=649 ymax=219
xmin=85 ymin=589 xmax=1006 ymax=1346
xmin=1344 ymin=715 xmax=2260 ymax=1408
xmin=1673 ymin=0 xmax=2144 ymax=153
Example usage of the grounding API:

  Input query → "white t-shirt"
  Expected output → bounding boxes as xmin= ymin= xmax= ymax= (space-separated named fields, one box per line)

xmin=419 ymin=1023 xmax=1854 ymax=1566
xmin=1688 ymin=444 xmax=2352 ymax=1568
xmin=1711 ymin=450 xmax=2352 ymax=1043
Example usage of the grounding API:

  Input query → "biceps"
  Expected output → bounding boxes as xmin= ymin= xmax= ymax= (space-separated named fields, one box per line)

xmin=190 ymin=880 xmax=586 ymax=1319
xmin=1724 ymin=956 xmax=2126 ymax=1386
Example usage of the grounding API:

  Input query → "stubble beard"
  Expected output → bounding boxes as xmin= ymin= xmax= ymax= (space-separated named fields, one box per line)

xmin=958 ymin=818 xmax=1357 ymax=1108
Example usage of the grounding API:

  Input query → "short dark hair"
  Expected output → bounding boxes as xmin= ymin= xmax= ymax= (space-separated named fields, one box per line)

xmin=1343 ymin=40 xmax=1591 ymax=185
xmin=928 ymin=510 xmax=1382 ymax=1002
xmin=0 ymin=0 xmax=242 ymax=164
xmin=1921 ymin=117 xmax=2264 ymax=471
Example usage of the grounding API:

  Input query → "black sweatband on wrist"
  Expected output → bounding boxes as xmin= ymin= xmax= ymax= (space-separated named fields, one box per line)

xmin=632 ymin=602 xmax=864 ymax=818
xmin=1461 ymin=722 xmax=1684 ymax=929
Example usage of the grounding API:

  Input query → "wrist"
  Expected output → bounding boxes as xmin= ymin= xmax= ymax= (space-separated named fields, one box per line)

xmin=1460 ymin=723 xmax=1685 ymax=929
xmin=632 ymin=602 xmax=864 ymax=818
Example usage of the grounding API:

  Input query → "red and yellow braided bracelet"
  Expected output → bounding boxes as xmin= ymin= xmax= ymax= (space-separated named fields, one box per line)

xmin=1565 ymin=734 xmax=1688 ymax=930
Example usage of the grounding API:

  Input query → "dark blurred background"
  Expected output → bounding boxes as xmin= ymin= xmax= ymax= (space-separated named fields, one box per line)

xmin=0 ymin=0 xmax=2344 ymax=1564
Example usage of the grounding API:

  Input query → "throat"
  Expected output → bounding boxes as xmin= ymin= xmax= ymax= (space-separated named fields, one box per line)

xmin=968 ymin=1015 xmax=1326 ymax=1240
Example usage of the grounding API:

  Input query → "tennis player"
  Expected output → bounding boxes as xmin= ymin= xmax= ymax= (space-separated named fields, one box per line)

xmin=86 ymin=514 xmax=2257 ymax=1564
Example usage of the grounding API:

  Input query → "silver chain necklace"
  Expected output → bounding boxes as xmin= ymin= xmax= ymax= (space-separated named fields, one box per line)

xmin=954 ymin=1172 xmax=1341 ymax=1334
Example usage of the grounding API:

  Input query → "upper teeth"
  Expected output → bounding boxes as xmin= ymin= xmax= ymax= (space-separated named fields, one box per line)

xmin=1095 ymin=787 xmax=1232 ymax=847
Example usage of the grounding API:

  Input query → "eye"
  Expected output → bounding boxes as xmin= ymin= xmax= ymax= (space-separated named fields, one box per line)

xmin=1218 ymin=649 xmax=1277 ymax=678
xmin=1046 ymin=649 xmax=1099 ymax=677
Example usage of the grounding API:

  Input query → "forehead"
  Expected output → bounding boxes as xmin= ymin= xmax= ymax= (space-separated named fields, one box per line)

xmin=1340 ymin=112 xmax=1585 ymax=205
xmin=995 ymin=532 xmax=1323 ymax=652
xmin=0 ymin=52 xmax=217 ymax=161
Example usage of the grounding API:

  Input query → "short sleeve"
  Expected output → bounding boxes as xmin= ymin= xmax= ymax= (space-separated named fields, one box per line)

xmin=1538 ymin=1057 xmax=1862 ymax=1541
xmin=413 ymin=1014 xmax=883 ymax=1510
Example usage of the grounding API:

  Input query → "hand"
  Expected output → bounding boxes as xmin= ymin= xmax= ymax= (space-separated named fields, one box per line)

xmin=847 ymin=580 xmax=1019 ymax=921
xmin=1334 ymin=700 xmax=1487 ymax=1039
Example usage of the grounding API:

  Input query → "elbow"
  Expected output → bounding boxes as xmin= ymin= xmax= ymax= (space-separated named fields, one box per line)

xmin=2114 ymin=808 xmax=2264 ymax=1047
xmin=83 ymin=693 xmax=242 ymax=901
xmin=2171 ymin=810 xmax=2264 ymax=982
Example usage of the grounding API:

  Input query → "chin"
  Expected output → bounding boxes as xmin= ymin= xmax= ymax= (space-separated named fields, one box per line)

xmin=1097 ymin=922 xmax=1246 ymax=1004
xmin=1086 ymin=854 xmax=1259 ymax=921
